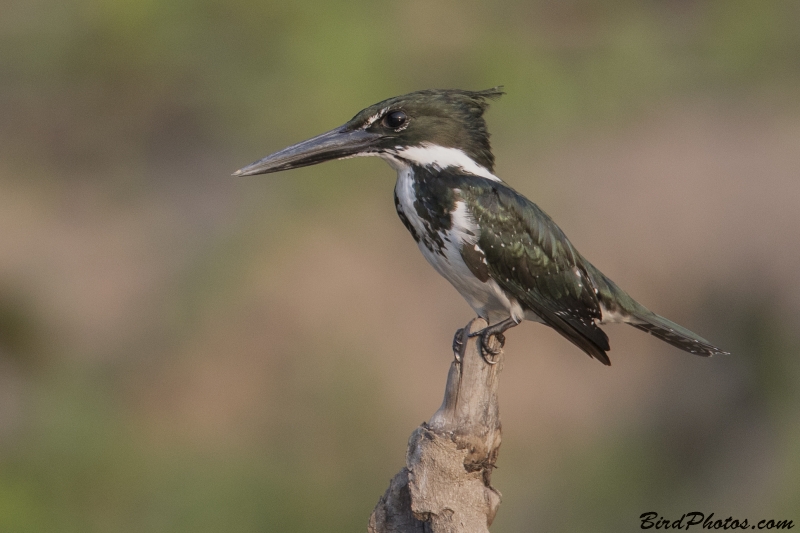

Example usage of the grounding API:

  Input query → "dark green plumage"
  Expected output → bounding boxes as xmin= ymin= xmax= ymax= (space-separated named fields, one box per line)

xmin=463 ymin=181 xmax=611 ymax=364
xmin=347 ymin=88 xmax=504 ymax=171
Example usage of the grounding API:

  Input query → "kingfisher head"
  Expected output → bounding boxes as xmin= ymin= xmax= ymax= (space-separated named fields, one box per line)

xmin=233 ymin=88 xmax=504 ymax=178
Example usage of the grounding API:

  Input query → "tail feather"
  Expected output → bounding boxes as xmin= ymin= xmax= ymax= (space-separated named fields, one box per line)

xmin=584 ymin=260 xmax=729 ymax=357
xmin=628 ymin=313 xmax=729 ymax=357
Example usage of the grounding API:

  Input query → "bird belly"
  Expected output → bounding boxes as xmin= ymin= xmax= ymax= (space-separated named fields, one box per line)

xmin=417 ymin=238 xmax=524 ymax=325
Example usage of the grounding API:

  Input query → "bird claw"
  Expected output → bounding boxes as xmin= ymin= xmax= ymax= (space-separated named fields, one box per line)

xmin=452 ymin=328 xmax=466 ymax=362
xmin=468 ymin=330 xmax=505 ymax=364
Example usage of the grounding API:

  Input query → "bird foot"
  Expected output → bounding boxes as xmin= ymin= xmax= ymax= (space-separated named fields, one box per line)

xmin=468 ymin=317 xmax=519 ymax=364
xmin=468 ymin=330 xmax=505 ymax=365
xmin=452 ymin=328 xmax=466 ymax=362
xmin=454 ymin=326 xmax=501 ymax=364
xmin=470 ymin=328 xmax=506 ymax=365
xmin=454 ymin=325 xmax=502 ymax=364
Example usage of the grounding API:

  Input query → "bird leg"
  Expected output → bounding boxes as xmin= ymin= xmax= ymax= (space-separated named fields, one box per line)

xmin=469 ymin=317 xmax=519 ymax=364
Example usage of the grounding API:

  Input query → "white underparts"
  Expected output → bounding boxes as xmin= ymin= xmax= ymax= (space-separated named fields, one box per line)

xmin=393 ymin=162 xmax=524 ymax=324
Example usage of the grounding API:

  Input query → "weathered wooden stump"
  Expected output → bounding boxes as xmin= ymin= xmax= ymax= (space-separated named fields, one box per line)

xmin=368 ymin=318 xmax=504 ymax=533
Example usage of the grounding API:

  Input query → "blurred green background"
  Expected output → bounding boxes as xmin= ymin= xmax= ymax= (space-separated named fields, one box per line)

xmin=1 ymin=0 xmax=799 ymax=531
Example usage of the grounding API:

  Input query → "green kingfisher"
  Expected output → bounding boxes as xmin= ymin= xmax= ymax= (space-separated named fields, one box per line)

xmin=234 ymin=88 xmax=727 ymax=365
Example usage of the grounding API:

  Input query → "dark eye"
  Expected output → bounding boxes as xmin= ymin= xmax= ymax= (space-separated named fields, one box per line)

xmin=383 ymin=110 xmax=407 ymax=129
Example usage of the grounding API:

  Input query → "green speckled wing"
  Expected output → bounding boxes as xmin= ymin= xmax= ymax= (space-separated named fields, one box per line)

xmin=460 ymin=180 xmax=612 ymax=365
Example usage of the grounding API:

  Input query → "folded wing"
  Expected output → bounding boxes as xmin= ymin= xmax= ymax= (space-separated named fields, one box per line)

xmin=459 ymin=178 xmax=612 ymax=365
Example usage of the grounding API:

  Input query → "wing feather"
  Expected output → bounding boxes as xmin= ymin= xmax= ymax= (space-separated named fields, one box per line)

xmin=458 ymin=178 xmax=612 ymax=364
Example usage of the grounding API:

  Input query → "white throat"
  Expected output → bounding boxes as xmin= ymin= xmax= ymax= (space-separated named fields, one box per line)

xmin=380 ymin=142 xmax=501 ymax=182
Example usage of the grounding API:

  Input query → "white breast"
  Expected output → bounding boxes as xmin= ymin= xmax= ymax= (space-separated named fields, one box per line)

xmin=392 ymin=164 xmax=524 ymax=325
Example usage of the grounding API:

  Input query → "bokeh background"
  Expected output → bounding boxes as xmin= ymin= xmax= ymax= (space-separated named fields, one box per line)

xmin=1 ymin=0 xmax=799 ymax=531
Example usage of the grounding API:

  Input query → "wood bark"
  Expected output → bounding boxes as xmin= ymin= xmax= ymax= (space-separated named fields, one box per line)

xmin=368 ymin=318 xmax=503 ymax=533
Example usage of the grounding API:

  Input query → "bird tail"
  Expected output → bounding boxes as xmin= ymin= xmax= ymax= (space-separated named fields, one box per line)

xmin=586 ymin=264 xmax=729 ymax=357
xmin=627 ymin=312 xmax=728 ymax=357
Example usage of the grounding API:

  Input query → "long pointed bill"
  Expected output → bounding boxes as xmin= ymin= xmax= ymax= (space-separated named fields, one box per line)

xmin=233 ymin=126 xmax=381 ymax=176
